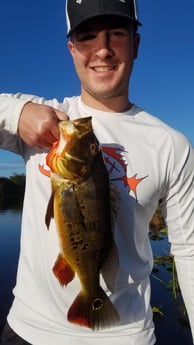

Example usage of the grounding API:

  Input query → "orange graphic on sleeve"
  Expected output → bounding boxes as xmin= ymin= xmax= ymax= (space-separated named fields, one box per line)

xmin=102 ymin=146 xmax=147 ymax=201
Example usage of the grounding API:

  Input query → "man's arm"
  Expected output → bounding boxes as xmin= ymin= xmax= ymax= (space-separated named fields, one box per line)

xmin=161 ymin=133 xmax=194 ymax=340
xmin=0 ymin=93 xmax=68 ymax=152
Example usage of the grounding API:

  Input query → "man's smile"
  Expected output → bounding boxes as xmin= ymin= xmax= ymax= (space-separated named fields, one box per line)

xmin=91 ymin=65 xmax=117 ymax=72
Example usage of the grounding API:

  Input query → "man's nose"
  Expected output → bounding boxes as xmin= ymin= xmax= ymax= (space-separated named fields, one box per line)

xmin=94 ymin=32 xmax=114 ymax=59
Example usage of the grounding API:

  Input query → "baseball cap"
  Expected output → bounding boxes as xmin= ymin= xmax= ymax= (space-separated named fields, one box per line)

xmin=66 ymin=0 xmax=142 ymax=37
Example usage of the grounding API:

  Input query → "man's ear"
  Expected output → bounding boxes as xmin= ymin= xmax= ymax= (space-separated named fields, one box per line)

xmin=68 ymin=40 xmax=76 ymax=58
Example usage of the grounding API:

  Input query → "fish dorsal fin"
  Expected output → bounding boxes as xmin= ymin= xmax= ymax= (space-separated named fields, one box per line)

xmin=110 ymin=183 xmax=120 ymax=224
xmin=101 ymin=241 xmax=119 ymax=293
xmin=101 ymin=183 xmax=120 ymax=292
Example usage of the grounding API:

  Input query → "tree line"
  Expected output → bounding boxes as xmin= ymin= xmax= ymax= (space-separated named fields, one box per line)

xmin=0 ymin=174 xmax=25 ymax=210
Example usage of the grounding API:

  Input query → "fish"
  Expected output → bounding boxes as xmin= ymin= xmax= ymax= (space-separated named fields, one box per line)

xmin=45 ymin=116 xmax=120 ymax=330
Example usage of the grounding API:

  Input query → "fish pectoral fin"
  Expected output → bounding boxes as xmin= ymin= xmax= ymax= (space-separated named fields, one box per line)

xmin=45 ymin=193 xmax=54 ymax=229
xmin=61 ymin=187 xmax=81 ymax=222
xmin=67 ymin=288 xmax=120 ymax=330
xmin=53 ymin=254 xmax=75 ymax=287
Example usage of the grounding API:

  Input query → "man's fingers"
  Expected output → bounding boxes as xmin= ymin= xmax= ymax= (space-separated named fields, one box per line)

xmin=49 ymin=109 xmax=69 ymax=141
xmin=18 ymin=103 xmax=69 ymax=148
xmin=55 ymin=110 xmax=69 ymax=121
xmin=49 ymin=110 xmax=69 ymax=141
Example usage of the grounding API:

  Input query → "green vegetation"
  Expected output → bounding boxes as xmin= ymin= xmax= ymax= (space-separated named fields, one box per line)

xmin=0 ymin=174 xmax=25 ymax=210
xmin=149 ymin=220 xmax=190 ymax=332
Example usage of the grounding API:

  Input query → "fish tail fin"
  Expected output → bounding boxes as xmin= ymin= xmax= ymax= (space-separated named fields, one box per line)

xmin=67 ymin=287 xmax=120 ymax=330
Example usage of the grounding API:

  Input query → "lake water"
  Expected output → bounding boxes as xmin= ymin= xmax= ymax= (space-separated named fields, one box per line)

xmin=0 ymin=209 xmax=21 ymax=331
xmin=0 ymin=210 xmax=193 ymax=344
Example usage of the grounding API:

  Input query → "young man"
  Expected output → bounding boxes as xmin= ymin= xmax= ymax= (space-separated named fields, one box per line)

xmin=0 ymin=1 xmax=193 ymax=344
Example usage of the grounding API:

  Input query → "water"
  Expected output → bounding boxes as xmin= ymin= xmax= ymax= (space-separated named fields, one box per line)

xmin=151 ymin=237 xmax=193 ymax=344
xmin=0 ymin=210 xmax=192 ymax=344
xmin=0 ymin=210 xmax=21 ymax=330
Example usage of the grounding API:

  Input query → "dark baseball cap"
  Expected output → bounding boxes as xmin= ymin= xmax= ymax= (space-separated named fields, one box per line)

xmin=66 ymin=0 xmax=142 ymax=37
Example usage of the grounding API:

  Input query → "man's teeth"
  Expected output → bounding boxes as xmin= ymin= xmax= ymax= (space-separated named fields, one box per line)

xmin=94 ymin=66 xmax=114 ymax=72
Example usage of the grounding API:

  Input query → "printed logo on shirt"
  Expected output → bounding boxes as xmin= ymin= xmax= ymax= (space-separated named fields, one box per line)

xmin=39 ymin=144 xmax=147 ymax=202
xmin=102 ymin=145 xmax=147 ymax=202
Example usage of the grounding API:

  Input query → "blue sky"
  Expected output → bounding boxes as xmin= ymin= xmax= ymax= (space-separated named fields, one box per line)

xmin=0 ymin=0 xmax=193 ymax=177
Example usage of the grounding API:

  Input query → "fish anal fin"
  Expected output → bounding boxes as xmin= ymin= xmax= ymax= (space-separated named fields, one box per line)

xmin=67 ymin=288 xmax=120 ymax=330
xmin=45 ymin=193 xmax=54 ymax=229
xmin=53 ymin=254 xmax=75 ymax=287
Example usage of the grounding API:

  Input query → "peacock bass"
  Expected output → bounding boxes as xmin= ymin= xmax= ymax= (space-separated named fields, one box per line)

xmin=45 ymin=116 xmax=120 ymax=330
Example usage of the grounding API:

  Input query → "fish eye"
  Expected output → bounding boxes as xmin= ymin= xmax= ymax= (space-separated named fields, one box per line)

xmin=89 ymin=143 xmax=98 ymax=155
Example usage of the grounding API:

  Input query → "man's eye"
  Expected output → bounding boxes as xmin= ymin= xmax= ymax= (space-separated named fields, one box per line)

xmin=77 ymin=34 xmax=96 ymax=42
xmin=111 ymin=30 xmax=126 ymax=37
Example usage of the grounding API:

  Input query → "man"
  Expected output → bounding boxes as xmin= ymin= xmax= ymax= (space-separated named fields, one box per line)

xmin=0 ymin=0 xmax=193 ymax=344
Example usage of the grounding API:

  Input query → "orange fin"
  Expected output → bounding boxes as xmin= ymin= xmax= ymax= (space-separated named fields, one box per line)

xmin=67 ymin=287 xmax=120 ymax=330
xmin=53 ymin=254 xmax=75 ymax=287
xmin=45 ymin=193 xmax=54 ymax=229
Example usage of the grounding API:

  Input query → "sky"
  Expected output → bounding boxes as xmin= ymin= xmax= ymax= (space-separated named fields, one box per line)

xmin=0 ymin=0 xmax=194 ymax=177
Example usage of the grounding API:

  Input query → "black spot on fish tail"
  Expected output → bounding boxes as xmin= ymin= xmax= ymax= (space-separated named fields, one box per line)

xmin=92 ymin=298 xmax=103 ymax=311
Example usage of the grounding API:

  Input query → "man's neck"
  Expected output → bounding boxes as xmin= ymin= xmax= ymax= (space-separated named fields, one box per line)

xmin=81 ymin=92 xmax=133 ymax=113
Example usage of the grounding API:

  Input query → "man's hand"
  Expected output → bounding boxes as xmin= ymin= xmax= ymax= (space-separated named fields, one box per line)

xmin=18 ymin=102 xmax=68 ymax=149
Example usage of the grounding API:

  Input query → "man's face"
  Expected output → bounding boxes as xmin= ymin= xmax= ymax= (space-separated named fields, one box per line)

xmin=68 ymin=16 xmax=140 ymax=105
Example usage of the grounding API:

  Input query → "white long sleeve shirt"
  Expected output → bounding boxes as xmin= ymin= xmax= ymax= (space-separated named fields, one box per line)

xmin=0 ymin=93 xmax=193 ymax=345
